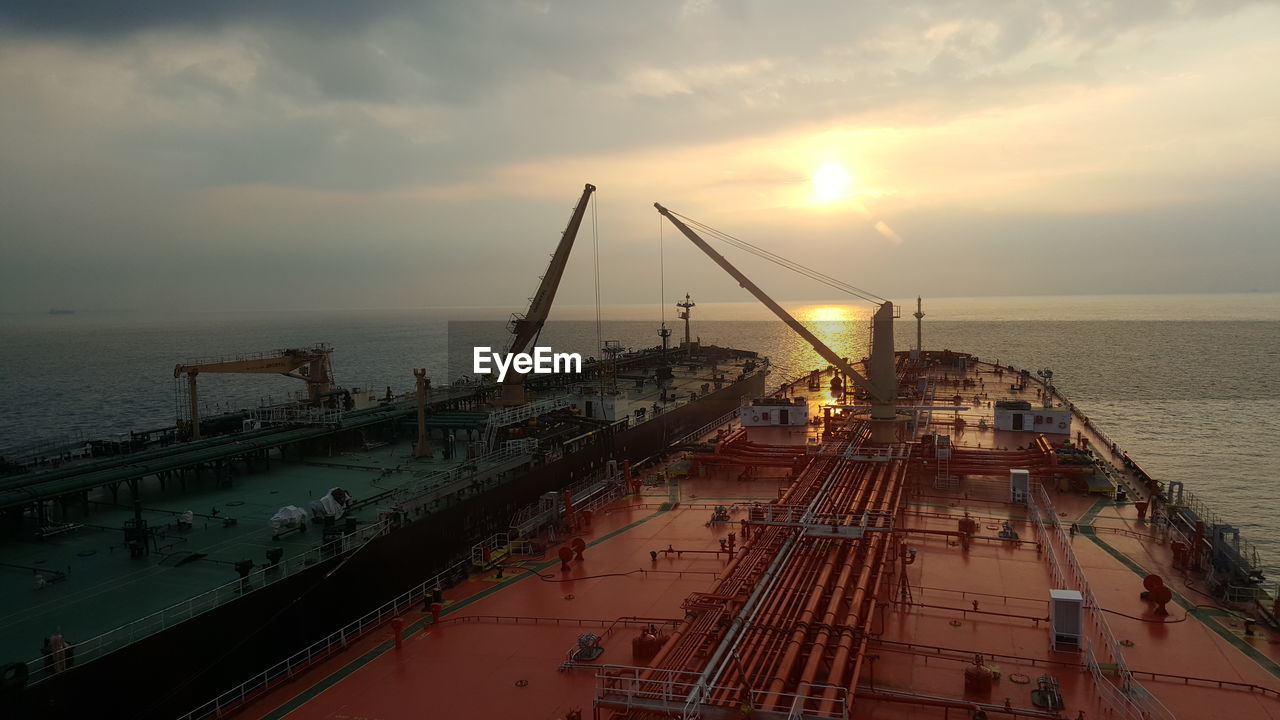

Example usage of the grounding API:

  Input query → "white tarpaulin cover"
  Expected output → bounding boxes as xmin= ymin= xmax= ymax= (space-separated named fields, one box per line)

xmin=310 ymin=488 xmax=347 ymax=520
xmin=270 ymin=505 xmax=308 ymax=531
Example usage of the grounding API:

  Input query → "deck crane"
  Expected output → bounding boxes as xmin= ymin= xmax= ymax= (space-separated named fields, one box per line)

xmin=173 ymin=345 xmax=334 ymax=441
xmin=501 ymin=183 xmax=596 ymax=406
xmin=654 ymin=203 xmax=901 ymax=443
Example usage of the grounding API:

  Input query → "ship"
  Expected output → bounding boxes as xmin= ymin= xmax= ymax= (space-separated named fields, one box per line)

xmin=0 ymin=185 xmax=766 ymax=719
xmin=4 ymin=190 xmax=1280 ymax=720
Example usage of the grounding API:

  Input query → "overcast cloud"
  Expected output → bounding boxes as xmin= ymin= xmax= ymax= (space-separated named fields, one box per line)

xmin=1 ymin=1 xmax=1277 ymax=313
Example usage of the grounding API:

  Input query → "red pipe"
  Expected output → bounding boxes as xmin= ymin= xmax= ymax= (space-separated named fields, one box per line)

xmin=819 ymin=458 xmax=905 ymax=712
xmin=762 ymin=459 xmax=882 ymax=707
xmin=792 ymin=464 xmax=887 ymax=696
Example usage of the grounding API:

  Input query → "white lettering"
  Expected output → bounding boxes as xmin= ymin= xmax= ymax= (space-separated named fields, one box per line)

xmin=492 ymin=351 xmax=514 ymax=382
xmin=474 ymin=346 xmax=584 ymax=380
xmin=473 ymin=347 xmax=492 ymax=376
xmin=554 ymin=351 xmax=582 ymax=373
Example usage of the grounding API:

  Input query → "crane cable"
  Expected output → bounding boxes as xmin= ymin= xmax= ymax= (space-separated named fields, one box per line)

xmin=592 ymin=191 xmax=604 ymax=398
xmin=680 ymin=211 xmax=884 ymax=303
xmin=659 ymin=214 xmax=666 ymax=328
xmin=669 ymin=210 xmax=886 ymax=305
xmin=685 ymin=214 xmax=883 ymax=304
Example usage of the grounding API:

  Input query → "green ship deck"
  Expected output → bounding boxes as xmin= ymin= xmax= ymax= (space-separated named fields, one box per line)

xmin=0 ymin=351 xmax=765 ymax=686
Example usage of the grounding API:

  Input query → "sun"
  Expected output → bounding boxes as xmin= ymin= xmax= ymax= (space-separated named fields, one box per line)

xmin=804 ymin=305 xmax=853 ymax=322
xmin=812 ymin=162 xmax=851 ymax=202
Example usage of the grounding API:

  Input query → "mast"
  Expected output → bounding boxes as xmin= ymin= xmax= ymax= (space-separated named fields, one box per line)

xmin=913 ymin=296 xmax=924 ymax=353
xmin=676 ymin=293 xmax=696 ymax=353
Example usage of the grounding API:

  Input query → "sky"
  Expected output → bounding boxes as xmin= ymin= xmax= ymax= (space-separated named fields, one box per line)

xmin=1 ymin=1 xmax=1277 ymax=313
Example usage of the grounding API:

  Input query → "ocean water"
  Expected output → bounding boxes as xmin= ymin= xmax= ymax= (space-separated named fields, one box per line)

xmin=1 ymin=293 xmax=1277 ymax=572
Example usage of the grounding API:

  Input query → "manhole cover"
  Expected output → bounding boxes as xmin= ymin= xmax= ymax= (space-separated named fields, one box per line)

xmin=1120 ymin=639 xmax=1135 ymax=647
xmin=1009 ymin=673 xmax=1031 ymax=684
xmin=76 ymin=550 xmax=96 ymax=558
xmin=33 ymin=559 xmax=46 ymax=565
xmin=226 ymin=500 xmax=245 ymax=507
xmin=949 ymin=620 xmax=962 ymax=627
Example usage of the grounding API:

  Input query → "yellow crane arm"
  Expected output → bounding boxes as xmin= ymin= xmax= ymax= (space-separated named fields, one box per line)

xmin=172 ymin=346 xmax=335 ymax=442
xmin=173 ymin=356 xmax=315 ymax=378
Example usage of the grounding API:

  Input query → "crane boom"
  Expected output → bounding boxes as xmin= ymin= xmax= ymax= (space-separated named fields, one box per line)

xmin=654 ymin=203 xmax=899 ymax=440
xmin=173 ymin=345 xmax=334 ymax=441
xmin=501 ymin=183 xmax=596 ymax=405
xmin=173 ymin=356 xmax=315 ymax=378
xmin=656 ymin=203 xmax=880 ymax=398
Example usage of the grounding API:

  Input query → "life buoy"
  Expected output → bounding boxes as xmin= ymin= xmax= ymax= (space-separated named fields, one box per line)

xmin=1058 ymin=421 xmax=1067 ymax=429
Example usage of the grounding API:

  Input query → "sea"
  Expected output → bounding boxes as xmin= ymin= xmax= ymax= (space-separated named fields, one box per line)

xmin=2 ymin=292 xmax=1278 ymax=575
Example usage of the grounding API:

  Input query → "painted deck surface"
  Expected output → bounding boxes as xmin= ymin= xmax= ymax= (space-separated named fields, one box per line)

xmin=242 ymin=491 xmax=1280 ymax=719
xmin=243 ymin=477 xmax=786 ymax=719
xmin=232 ymin=359 xmax=1280 ymax=719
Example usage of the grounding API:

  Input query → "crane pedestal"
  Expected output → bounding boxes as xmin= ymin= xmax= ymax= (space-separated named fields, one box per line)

xmin=869 ymin=401 xmax=904 ymax=444
xmin=414 ymin=368 xmax=432 ymax=458
xmin=870 ymin=419 xmax=898 ymax=444
xmin=501 ymin=383 xmax=529 ymax=407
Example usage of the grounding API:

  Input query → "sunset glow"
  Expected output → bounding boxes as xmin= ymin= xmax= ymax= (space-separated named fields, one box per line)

xmin=812 ymin=162 xmax=852 ymax=203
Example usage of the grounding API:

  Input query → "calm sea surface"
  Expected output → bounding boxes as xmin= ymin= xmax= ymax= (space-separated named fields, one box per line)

xmin=2 ymin=293 xmax=1278 ymax=571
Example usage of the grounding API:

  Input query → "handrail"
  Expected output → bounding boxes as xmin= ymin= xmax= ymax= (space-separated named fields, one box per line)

xmin=593 ymin=663 xmax=848 ymax=719
xmin=22 ymin=519 xmax=389 ymax=687
xmin=438 ymin=614 xmax=682 ymax=629
xmin=674 ymin=406 xmax=742 ymax=447
xmin=1029 ymin=485 xmax=1176 ymax=720
xmin=178 ymin=468 xmax=656 ymax=720
xmin=871 ymin=637 xmax=1280 ymax=698
xmin=176 ymin=555 xmax=471 ymax=720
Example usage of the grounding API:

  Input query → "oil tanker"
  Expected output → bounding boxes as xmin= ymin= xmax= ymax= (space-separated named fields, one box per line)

xmin=2 ymin=191 xmax=1277 ymax=720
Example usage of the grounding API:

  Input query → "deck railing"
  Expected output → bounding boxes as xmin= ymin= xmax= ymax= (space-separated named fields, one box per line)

xmin=593 ymin=664 xmax=849 ymax=720
xmin=22 ymin=518 xmax=390 ymax=687
xmin=509 ymin=469 xmax=626 ymax=537
xmin=391 ymin=440 xmax=538 ymax=518
xmin=176 ymin=555 xmax=471 ymax=720
xmin=175 ymin=462 xmax=666 ymax=720
xmin=674 ymin=406 xmax=742 ymax=447
xmin=1029 ymin=485 xmax=1176 ymax=720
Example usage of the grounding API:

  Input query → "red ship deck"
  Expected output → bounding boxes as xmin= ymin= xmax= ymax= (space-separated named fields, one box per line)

xmin=226 ymin=354 xmax=1280 ymax=720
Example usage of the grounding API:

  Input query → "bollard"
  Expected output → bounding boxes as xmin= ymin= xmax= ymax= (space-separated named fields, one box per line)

xmin=391 ymin=618 xmax=404 ymax=650
xmin=430 ymin=602 xmax=443 ymax=624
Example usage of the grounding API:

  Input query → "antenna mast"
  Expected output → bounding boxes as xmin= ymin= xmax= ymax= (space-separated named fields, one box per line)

xmin=913 ymin=296 xmax=925 ymax=353
xmin=676 ymin=294 xmax=696 ymax=354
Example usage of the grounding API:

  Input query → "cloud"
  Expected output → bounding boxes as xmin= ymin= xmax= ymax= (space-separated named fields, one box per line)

xmin=0 ymin=0 xmax=412 ymax=37
xmin=1 ymin=1 xmax=1277 ymax=312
